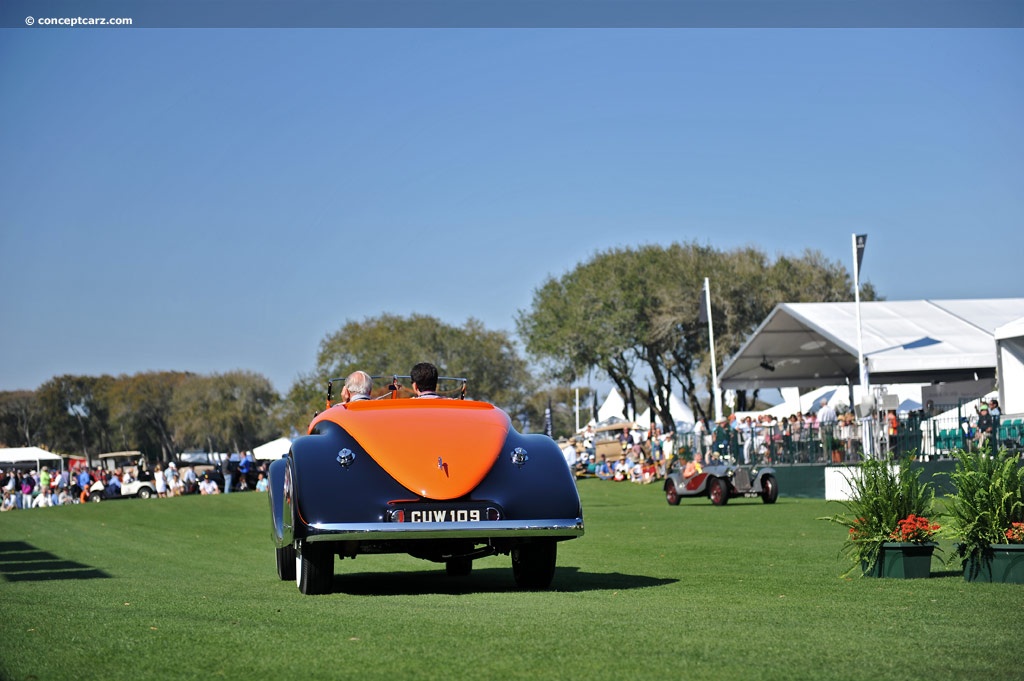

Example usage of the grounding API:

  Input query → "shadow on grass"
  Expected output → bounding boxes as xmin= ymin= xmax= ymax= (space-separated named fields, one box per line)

xmin=0 ymin=541 xmax=110 ymax=583
xmin=326 ymin=565 xmax=676 ymax=596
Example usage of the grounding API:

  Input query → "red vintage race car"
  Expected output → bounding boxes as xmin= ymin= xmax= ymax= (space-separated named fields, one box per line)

xmin=268 ymin=375 xmax=584 ymax=595
xmin=663 ymin=459 xmax=779 ymax=506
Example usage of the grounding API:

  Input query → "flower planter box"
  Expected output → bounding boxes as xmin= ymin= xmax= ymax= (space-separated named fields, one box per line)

xmin=863 ymin=542 xmax=936 ymax=579
xmin=962 ymin=544 xmax=1024 ymax=583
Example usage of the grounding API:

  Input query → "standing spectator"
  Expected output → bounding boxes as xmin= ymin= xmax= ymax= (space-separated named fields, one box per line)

xmin=975 ymin=403 xmax=995 ymax=448
xmin=154 ymin=463 xmax=167 ymax=498
xmin=989 ymin=399 xmax=1002 ymax=417
xmin=181 ymin=465 xmax=198 ymax=494
xmin=561 ymin=439 xmax=578 ymax=471
xmin=818 ymin=398 xmax=838 ymax=462
xmin=221 ymin=457 xmax=234 ymax=494
xmin=164 ymin=463 xmax=179 ymax=497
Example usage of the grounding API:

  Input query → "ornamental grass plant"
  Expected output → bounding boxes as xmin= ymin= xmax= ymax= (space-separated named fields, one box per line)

xmin=943 ymin=445 xmax=1024 ymax=573
xmin=824 ymin=453 xmax=938 ymax=576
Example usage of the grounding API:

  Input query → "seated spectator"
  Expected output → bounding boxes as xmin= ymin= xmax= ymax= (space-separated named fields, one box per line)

xmin=199 ymin=475 xmax=220 ymax=495
xmin=613 ymin=456 xmax=630 ymax=481
xmin=105 ymin=473 xmax=122 ymax=498
xmin=255 ymin=472 xmax=268 ymax=492
xmin=1 ymin=490 xmax=16 ymax=512
xmin=411 ymin=362 xmax=442 ymax=398
xmin=342 ymin=370 xmax=373 ymax=403
xmin=594 ymin=455 xmax=614 ymax=480
xmin=32 ymin=488 xmax=54 ymax=508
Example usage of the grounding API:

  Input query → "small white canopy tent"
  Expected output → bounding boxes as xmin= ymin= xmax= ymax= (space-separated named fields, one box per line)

xmin=596 ymin=388 xmax=629 ymax=423
xmin=252 ymin=437 xmax=292 ymax=461
xmin=996 ymin=317 xmax=1024 ymax=415
xmin=0 ymin=447 xmax=65 ymax=470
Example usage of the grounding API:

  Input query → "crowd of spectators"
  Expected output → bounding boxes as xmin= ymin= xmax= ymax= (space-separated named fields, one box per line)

xmin=563 ymin=423 xmax=676 ymax=484
xmin=1 ymin=453 xmax=270 ymax=511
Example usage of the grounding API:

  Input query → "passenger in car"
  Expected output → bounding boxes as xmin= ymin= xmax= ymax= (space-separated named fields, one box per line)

xmin=681 ymin=454 xmax=703 ymax=480
xmin=341 ymin=371 xmax=373 ymax=403
xmin=410 ymin=362 xmax=443 ymax=398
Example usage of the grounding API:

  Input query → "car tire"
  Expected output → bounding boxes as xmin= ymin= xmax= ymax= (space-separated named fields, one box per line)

xmin=761 ymin=474 xmax=778 ymax=504
xmin=295 ymin=540 xmax=333 ymax=595
xmin=665 ymin=480 xmax=681 ymax=506
xmin=709 ymin=477 xmax=729 ymax=506
xmin=137 ymin=487 xmax=153 ymax=500
xmin=512 ymin=541 xmax=557 ymax=590
xmin=88 ymin=493 xmax=103 ymax=503
xmin=276 ymin=543 xmax=296 ymax=581
xmin=445 ymin=558 xmax=473 ymax=577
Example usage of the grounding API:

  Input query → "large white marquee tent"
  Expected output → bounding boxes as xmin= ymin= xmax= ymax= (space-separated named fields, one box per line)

xmin=720 ymin=298 xmax=1024 ymax=390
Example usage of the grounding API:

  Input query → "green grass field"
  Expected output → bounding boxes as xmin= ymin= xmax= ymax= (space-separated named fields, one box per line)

xmin=1 ymin=480 xmax=1021 ymax=681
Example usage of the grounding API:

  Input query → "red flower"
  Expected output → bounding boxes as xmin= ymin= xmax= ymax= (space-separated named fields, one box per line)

xmin=1005 ymin=522 xmax=1024 ymax=544
xmin=889 ymin=514 xmax=940 ymax=543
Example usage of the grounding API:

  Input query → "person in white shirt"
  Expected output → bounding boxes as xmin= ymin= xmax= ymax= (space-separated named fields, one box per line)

xmin=199 ymin=476 xmax=220 ymax=495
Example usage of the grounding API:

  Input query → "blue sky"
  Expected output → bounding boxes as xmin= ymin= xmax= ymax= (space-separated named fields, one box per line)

xmin=1 ymin=29 xmax=1022 ymax=394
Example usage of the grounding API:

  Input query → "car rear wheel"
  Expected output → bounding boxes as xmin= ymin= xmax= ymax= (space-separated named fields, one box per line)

xmin=665 ymin=480 xmax=681 ymax=506
xmin=709 ymin=477 xmax=729 ymax=506
xmin=512 ymin=541 xmax=557 ymax=590
xmin=445 ymin=558 xmax=473 ymax=577
xmin=88 ymin=493 xmax=103 ymax=503
xmin=276 ymin=543 xmax=296 ymax=581
xmin=295 ymin=540 xmax=332 ymax=595
xmin=761 ymin=474 xmax=778 ymax=504
xmin=137 ymin=487 xmax=153 ymax=500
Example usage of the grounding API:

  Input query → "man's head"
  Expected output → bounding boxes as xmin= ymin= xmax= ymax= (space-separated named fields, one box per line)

xmin=342 ymin=371 xmax=373 ymax=401
xmin=979 ymin=403 xmax=989 ymax=412
xmin=410 ymin=362 xmax=438 ymax=393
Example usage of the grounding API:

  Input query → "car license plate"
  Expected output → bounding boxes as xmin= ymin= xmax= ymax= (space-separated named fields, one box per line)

xmin=389 ymin=504 xmax=497 ymax=523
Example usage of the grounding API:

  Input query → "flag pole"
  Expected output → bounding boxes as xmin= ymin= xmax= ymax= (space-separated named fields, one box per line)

xmin=704 ymin=277 xmax=722 ymax=422
xmin=852 ymin=234 xmax=872 ymax=458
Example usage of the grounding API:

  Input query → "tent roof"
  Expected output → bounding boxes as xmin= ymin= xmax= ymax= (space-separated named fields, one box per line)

xmin=720 ymin=298 xmax=1024 ymax=389
xmin=995 ymin=316 xmax=1024 ymax=341
xmin=0 ymin=447 xmax=64 ymax=465
xmin=252 ymin=437 xmax=291 ymax=461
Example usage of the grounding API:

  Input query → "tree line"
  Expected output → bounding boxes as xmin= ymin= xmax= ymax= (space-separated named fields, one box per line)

xmin=1 ymin=243 xmax=875 ymax=460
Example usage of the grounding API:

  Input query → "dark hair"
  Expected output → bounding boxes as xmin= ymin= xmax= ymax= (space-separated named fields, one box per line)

xmin=411 ymin=362 xmax=438 ymax=392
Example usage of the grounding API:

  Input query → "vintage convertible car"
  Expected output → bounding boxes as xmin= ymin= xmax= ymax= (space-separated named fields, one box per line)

xmin=268 ymin=376 xmax=585 ymax=595
xmin=663 ymin=459 xmax=778 ymax=506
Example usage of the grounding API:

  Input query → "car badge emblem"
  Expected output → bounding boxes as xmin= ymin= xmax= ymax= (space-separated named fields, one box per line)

xmin=438 ymin=456 xmax=449 ymax=477
xmin=336 ymin=448 xmax=355 ymax=468
xmin=511 ymin=447 xmax=529 ymax=467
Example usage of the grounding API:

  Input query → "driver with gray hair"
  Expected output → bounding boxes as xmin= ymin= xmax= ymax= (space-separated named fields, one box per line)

xmin=341 ymin=371 xmax=373 ymax=403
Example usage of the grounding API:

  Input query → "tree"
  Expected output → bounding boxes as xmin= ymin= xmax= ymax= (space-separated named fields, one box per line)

xmin=36 ymin=375 xmax=115 ymax=465
xmin=106 ymin=372 xmax=190 ymax=461
xmin=517 ymin=242 xmax=879 ymax=427
xmin=0 ymin=390 xmax=45 ymax=447
xmin=170 ymin=371 xmax=280 ymax=454
xmin=284 ymin=314 xmax=534 ymax=432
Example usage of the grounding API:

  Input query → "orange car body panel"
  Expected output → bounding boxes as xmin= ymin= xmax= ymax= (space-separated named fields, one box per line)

xmin=309 ymin=399 xmax=511 ymax=500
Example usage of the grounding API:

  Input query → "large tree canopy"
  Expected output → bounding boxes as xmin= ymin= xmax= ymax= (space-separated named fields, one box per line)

xmin=516 ymin=242 xmax=878 ymax=427
xmin=284 ymin=314 xmax=534 ymax=431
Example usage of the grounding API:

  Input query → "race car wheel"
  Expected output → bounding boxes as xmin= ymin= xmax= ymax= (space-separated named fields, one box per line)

xmin=276 ymin=543 xmax=296 ymax=581
xmin=446 ymin=558 xmax=473 ymax=577
xmin=296 ymin=540 xmax=333 ymax=595
xmin=137 ymin=487 xmax=153 ymax=500
xmin=512 ymin=541 xmax=557 ymax=590
xmin=709 ymin=477 xmax=729 ymax=506
xmin=761 ymin=474 xmax=779 ymax=504
xmin=665 ymin=480 xmax=681 ymax=506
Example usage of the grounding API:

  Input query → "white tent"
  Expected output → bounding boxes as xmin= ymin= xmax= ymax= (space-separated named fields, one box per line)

xmin=252 ymin=437 xmax=292 ymax=461
xmin=596 ymin=388 xmax=629 ymax=423
xmin=0 ymin=447 xmax=64 ymax=470
xmin=636 ymin=391 xmax=695 ymax=428
xmin=996 ymin=316 xmax=1024 ymax=415
xmin=720 ymin=298 xmax=1024 ymax=389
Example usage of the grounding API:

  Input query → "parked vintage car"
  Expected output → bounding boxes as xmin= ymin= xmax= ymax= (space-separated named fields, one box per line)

xmin=268 ymin=376 xmax=585 ymax=595
xmin=663 ymin=459 xmax=778 ymax=506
